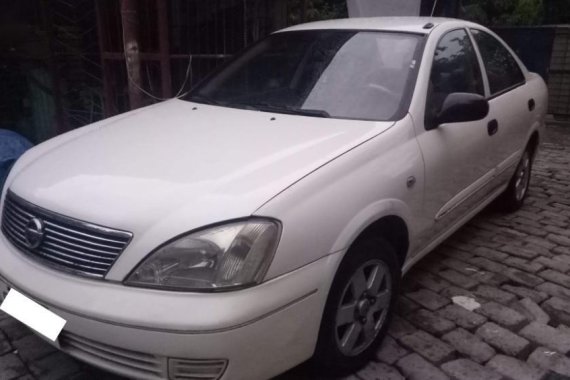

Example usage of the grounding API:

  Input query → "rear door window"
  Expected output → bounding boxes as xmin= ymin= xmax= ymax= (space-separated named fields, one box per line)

xmin=471 ymin=29 xmax=525 ymax=96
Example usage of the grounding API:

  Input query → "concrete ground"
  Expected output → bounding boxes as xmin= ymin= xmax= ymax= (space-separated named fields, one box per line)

xmin=0 ymin=124 xmax=569 ymax=380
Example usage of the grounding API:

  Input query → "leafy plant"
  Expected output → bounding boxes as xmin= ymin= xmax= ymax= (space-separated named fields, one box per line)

xmin=461 ymin=0 xmax=544 ymax=26
xmin=288 ymin=0 xmax=348 ymax=25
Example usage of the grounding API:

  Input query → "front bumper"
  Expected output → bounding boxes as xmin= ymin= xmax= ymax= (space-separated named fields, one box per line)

xmin=0 ymin=233 xmax=343 ymax=380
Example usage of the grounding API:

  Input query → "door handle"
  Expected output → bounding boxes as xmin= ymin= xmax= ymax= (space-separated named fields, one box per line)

xmin=487 ymin=119 xmax=498 ymax=136
xmin=528 ymin=98 xmax=535 ymax=111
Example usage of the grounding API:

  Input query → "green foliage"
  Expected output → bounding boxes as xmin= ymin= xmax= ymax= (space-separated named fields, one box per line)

xmin=288 ymin=0 xmax=348 ymax=25
xmin=506 ymin=0 xmax=544 ymax=25
xmin=461 ymin=0 xmax=544 ymax=26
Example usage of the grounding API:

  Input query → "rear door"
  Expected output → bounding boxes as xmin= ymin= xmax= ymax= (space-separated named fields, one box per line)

xmin=470 ymin=28 xmax=530 ymax=182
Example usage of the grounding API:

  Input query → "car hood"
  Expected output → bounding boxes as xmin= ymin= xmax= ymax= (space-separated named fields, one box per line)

xmin=9 ymin=99 xmax=393 ymax=243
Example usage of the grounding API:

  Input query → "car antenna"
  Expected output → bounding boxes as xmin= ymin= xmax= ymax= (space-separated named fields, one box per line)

xmin=430 ymin=0 xmax=438 ymax=17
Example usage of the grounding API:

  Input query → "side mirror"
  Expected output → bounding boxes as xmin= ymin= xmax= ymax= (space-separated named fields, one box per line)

xmin=428 ymin=93 xmax=489 ymax=130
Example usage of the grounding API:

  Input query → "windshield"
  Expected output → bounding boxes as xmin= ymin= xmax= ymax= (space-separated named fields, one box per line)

xmin=187 ymin=30 xmax=423 ymax=121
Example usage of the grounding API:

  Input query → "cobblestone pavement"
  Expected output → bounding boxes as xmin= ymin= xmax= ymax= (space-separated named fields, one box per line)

xmin=1 ymin=124 xmax=570 ymax=380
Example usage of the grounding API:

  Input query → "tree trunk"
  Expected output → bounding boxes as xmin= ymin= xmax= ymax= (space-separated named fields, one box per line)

xmin=120 ymin=0 xmax=144 ymax=109
xmin=157 ymin=0 xmax=172 ymax=98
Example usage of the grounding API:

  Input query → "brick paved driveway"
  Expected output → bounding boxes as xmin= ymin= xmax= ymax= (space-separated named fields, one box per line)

xmin=1 ymin=124 xmax=570 ymax=380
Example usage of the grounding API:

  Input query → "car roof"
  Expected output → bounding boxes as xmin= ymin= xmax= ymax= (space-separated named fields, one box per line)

xmin=277 ymin=17 xmax=463 ymax=35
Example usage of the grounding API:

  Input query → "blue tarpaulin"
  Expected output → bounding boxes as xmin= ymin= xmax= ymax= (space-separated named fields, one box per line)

xmin=0 ymin=130 xmax=33 ymax=191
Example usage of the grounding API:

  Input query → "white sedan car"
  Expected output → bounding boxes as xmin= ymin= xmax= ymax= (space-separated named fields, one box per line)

xmin=0 ymin=17 xmax=547 ymax=380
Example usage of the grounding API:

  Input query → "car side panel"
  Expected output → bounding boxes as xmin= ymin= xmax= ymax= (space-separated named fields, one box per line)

xmin=492 ymin=73 xmax=548 ymax=190
xmin=487 ymin=85 xmax=530 ymax=169
xmin=525 ymin=72 xmax=549 ymax=142
xmin=404 ymin=21 xmax=547 ymax=263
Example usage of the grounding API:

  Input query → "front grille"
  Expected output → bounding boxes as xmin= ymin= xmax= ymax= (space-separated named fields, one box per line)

xmin=60 ymin=331 xmax=167 ymax=379
xmin=1 ymin=191 xmax=132 ymax=278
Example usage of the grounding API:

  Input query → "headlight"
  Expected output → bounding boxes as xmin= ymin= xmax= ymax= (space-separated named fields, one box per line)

xmin=125 ymin=219 xmax=281 ymax=291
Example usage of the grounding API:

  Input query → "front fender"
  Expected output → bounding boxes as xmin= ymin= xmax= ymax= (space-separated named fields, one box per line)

xmin=330 ymin=198 xmax=413 ymax=253
xmin=258 ymin=115 xmax=424 ymax=281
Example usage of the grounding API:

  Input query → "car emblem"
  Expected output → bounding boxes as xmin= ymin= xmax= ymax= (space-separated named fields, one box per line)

xmin=25 ymin=218 xmax=45 ymax=249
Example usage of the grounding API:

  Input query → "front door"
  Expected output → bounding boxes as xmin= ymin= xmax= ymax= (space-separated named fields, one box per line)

xmin=414 ymin=28 xmax=496 ymax=248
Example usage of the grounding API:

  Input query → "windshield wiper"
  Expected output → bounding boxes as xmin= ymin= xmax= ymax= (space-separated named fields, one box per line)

xmin=189 ymin=96 xmax=330 ymax=118
xmin=288 ymin=107 xmax=330 ymax=118
xmin=250 ymin=103 xmax=330 ymax=118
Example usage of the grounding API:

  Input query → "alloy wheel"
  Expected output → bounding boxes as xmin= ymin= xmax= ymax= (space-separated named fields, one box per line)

xmin=514 ymin=152 xmax=531 ymax=201
xmin=334 ymin=259 xmax=392 ymax=356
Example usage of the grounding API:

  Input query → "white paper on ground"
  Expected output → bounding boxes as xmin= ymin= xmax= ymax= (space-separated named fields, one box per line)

xmin=0 ymin=289 xmax=66 ymax=341
xmin=452 ymin=295 xmax=481 ymax=311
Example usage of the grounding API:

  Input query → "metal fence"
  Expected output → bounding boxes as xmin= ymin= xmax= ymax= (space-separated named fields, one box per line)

xmin=0 ymin=0 xmax=289 ymax=144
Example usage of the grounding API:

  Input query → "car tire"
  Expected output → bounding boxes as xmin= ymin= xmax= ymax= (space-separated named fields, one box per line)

xmin=498 ymin=148 xmax=533 ymax=213
xmin=313 ymin=237 xmax=400 ymax=375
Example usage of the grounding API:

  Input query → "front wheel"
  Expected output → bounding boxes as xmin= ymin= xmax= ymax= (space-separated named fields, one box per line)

xmin=313 ymin=238 xmax=400 ymax=374
xmin=498 ymin=148 xmax=533 ymax=212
